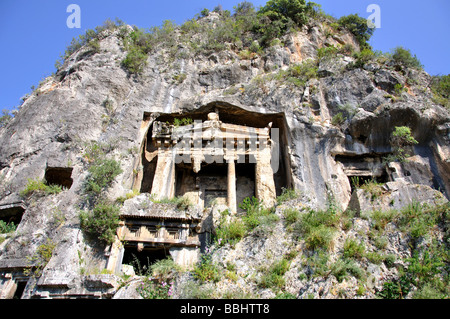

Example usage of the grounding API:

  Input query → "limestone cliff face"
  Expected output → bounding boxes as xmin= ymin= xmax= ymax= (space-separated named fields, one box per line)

xmin=0 ymin=12 xmax=448 ymax=299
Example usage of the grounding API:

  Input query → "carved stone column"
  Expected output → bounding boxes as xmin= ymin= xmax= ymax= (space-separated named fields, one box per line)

xmin=255 ymin=144 xmax=277 ymax=208
xmin=227 ymin=158 xmax=237 ymax=213
xmin=151 ymin=145 xmax=176 ymax=200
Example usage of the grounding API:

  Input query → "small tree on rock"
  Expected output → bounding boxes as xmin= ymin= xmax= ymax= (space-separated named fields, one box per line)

xmin=390 ymin=126 xmax=418 ymax=162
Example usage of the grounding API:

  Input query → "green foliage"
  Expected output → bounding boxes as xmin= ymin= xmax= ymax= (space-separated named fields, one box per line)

xmin=87 ymin=39 xmax=101 ymax=54
xmin=304 ymin=224 xmax=336 ymax=251
xmin=79 ymin=202 xmax=121 ymax=245
xmin=79 ymin=140 xmax=122 ymax=246
xmin=258 ymin=0 xmax=319 ymax=36
xmin=121 ymin=47 xmax=148 ymax=74
xmin=150 ymin=257 xmax=181 ymax=281
xmin=121 ymin=20 xmax=178 ymax=74
xmin=0 ymin=109 xmax=13 ymax=127
xmin=305 ymin=249 xmax=330 ymax=277
xmin=275 ymin=292 xmax=297 ymax=299
xmin=377 ymin=248 xmax=447 ymax=299
xmin=85 ymin=159 xmax=123 ymax=195
xmin=331 ymin=112 xmax=345 ymax=126
xmin=294 ymin=207 xmax=340 ymax=251
xmin=343 ymin=238 xmax=365 ymax=259
xmin=275 ymin=59 xmax=318 ymax=87
xmin=200 ymin=8 xmax=210 ymax=17
xmin=178 ymin=281 xmax=215 ymax=299
xmin=368 ymin=209 xmax=399 ymax=231
xmin=135 ymin=257 xmax=178 ymax=299
xmin=192 ymin=248 xmax=221 ymax=283
xmin=152 ymin=196 xmax=192 ymax=211
xmin=82 ymin=140 xmax=117 ymax=163
xmin=259 ymin=257 xmax=291 ymax=290
xmin=259 ymin=0 xmax=309 ymax=26
xmin=317 ymin=44 xmax=356 ymax=60
xmin=359 ymin=179 xmax=385 ymax=201
xmin=413 ymin=284 xmax=448 ymax=299
xmin=390 ymin=126 xmax=419 ymax=162
xmin=394 ymin=83 xmax=406 ymax=96
xmin=215 ymin=218 xmax=247 ymax=248
xmin=287 ymin=59 xmax=318 ymax=83
xmin=20 ymin=178 xmax=63 ymax=197
xmin=375 ymin=204 xmax=450 ymax=299
xmin=317 ymin=46 xmax=339 ymax=60
xmin=239 ymin=197 xmax=277 ymax=232
xmin=398 ymin=202 xmax=447 ymax=240
xmin=173 ymin=73 xmax=187 ymax=84
xmin=138 ymin=278 xmax=173 ymax=299
xmin=330 ymin=258 xmax=365 ymax=282
xmin=24 ymin=238 xmax=57 ymax=278
xmin=391 ymin=46 xmax=423 ymax=70
xmin=0 ymin=220 xmax=16 ymax=234
xmin=431 ymin=74 xmax=450 ymax=110
xmin=277 ymin=187 xmax=301 ymax=204
xmin=283 ymin=208 xmax=300 ymax=226
xmin=348 ymin=48 xmax=379 ymax=69
xmin=20 ymin=178 xmax=48 ymax=197
xmin=377 ymin=274 xmax=412 ymax=299
xmin=407 ymin=248 xmax=447 ymax=293
xmin=172 ymin=117 xmax=193 ymax=127
xmin=338 ymin=14 xmax=374 ymax=49
xmin=56 ymin=19 xmax=123 ymax=69
xmin=238 ymin=0 xmax=318 ymax=47
xmin=234 ymin=1 xmax=256 ymax=17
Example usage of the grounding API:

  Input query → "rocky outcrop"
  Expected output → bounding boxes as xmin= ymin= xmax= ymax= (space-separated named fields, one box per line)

xmin=0 ymin=11 xmax=448 ymax=299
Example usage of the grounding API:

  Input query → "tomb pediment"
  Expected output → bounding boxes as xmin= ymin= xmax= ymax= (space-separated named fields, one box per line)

xmin=152 ymin=114 xmax=272 ymax=147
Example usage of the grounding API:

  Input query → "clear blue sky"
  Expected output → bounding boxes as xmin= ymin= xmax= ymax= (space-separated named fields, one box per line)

xmin=1 ymin=0 xmax=449 ymax=112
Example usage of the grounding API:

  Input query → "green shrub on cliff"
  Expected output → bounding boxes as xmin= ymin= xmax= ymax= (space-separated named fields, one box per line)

xmin=431 ymin=74 xmax=450 ymax=110
xmin=85 ymin=159 xmax=122 ymax=195
xmin=391 ymin=46 xmax=423 ymax=70
xmin=0 ymin=109 xmax=13 ymax=127
xmin=294 ymin=207 xmax=340 ymax=251
xmin=20 ymin=178 xmax=63 ymax=197
xmin=0 ymin=220 xmax=17 ymax=234
xmin=121 ymin=47 xmax=148 ymax=74
xmin=338 ymin=14 xmax=374 ymax=49
xmin=390 ymin=126 xmax=419 ymax=162
xmin=79 ymin=202 xmax=121 ymax=245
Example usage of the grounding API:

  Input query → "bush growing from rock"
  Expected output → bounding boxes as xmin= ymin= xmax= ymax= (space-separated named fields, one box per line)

xmin=121 ymin=47 xmax=148 ymax=74
xmin=431 ymin=74 xmax=450 ymax=110
xmin=0 ymin=220 xmax=16 ymax=234
xmin=215 ymin=219 xmax=247 ymax=247
xmin=20 ymin=178 xmax=63 ymax=197
xmin=79 ymin=202 xmax=121 ymax=245
xmin=85 ymin=158 xmax=122 ymax=195
xmin=0 ymin=109 xmax=13 ymax=127
xmin=338 ymin=14 xmax=374 ymax=49
xmin=391 ymin=46 xmax=423 ymax=70
xmin=390 ymin=126 xmax=418 ymax=162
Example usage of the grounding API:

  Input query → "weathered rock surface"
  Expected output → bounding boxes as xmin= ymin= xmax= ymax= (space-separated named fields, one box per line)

xmin=0 ymin=12 xmax=448 ymax=299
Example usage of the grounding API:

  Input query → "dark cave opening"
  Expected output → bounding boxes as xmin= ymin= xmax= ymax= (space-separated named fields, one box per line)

xmin=0 ymin=204 xmax=25 ymax=227
xmin=45 ymin=167 xmax=73 ymax=189
xmin=122 ymin=245 xmax=170 ymax=275
xmin=13 ymin=281 xmax=27 ymax=299
xmin=348 ymin=173 xmax=389 ymax=193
